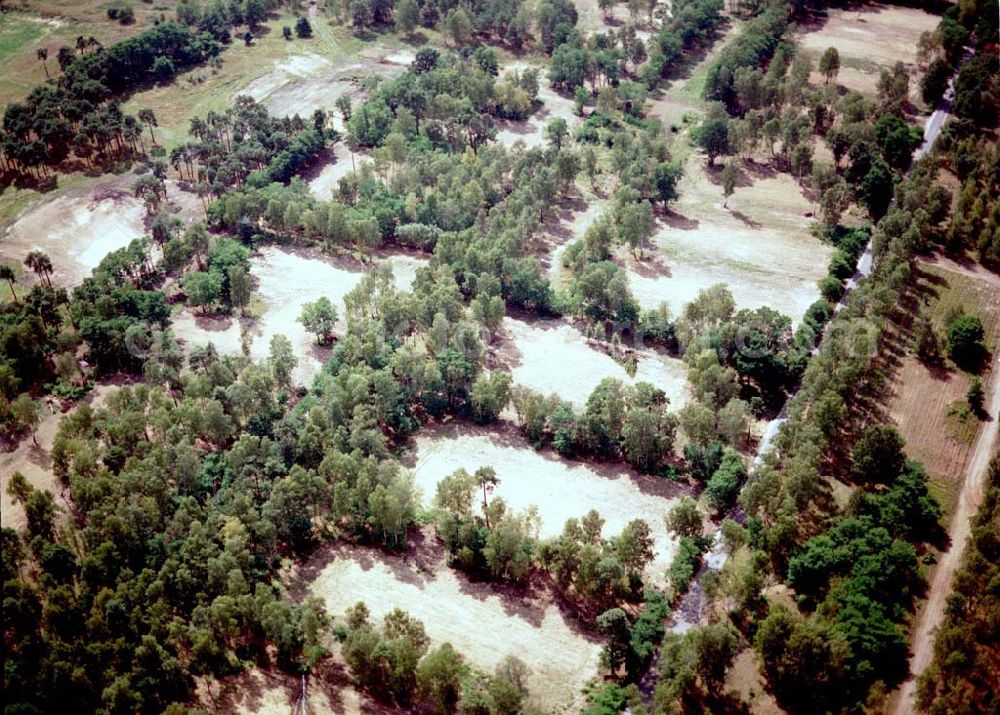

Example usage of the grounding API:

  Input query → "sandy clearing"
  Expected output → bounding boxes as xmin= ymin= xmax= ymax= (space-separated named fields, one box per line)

xmin=495 ymin=63 xmax=580 ymax=150
xmin=542 ymin=196 xmax=607 ymax=283
xmin=308 ymin=539 xmax=603 ymax=712
xmin=307 ymin=144 xmax=372 ymax=200
xmin=171 ymin=246 xmax=425 ymax=386
xmin=244 ymin=56 xmax=404 ymax=120
xmin=795 ymin=4 xmax=940 ymax=99
xmin=2 ymin=186 xmax=146 ymax=286
xmin=499 ymin=316 xmax=689 ymax=410
xmin=410 ymin=423 xmax=685 ymax=585
xmin=624 ymin=156 xmax=831 ymax=324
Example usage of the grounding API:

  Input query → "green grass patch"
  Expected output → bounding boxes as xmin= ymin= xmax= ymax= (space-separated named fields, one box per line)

xmin=0 ymin=16 xmax=44 ymax=62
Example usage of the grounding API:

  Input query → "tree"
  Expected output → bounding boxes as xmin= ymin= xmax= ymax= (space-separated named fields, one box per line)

xmin=947 ymin=313 xmax=984 ymax=367
xmin=476 ymin=466 xmax=500 ymax=527
xmin=11 ymin=394 xmax=41 ymax=445
xmin=298 ymin=296 xmax=338 ymax=344
xmin=295 ymin=16 xmax=312 ymax=38
xmin=182 ymin=271 xmax=223 ymax=313
xmin=721 ymin=160 xmax=739 ymax=208
xmin=543 ymin=117 xmax=568 ymax=152
xmin=851 ymin=424 xmax=906 ymax=484
xmin=36 ymin=48 xmax=49 ymax=79
xmin=1 ymin=264 xmax=18 ymax=302
xmin=967 ymin=376 xmax=984 ymax=414
xmin=395 ymin=0 xmax=419 ymax=36
xmin=283 ymin=25 xmax=292 ymax=40
xmin=666 ymin=497 xmax=702 ymax=538
xmin=618 ymin=200 xmax=655 ymax=258
xmin=23 ymin=251 xmax=53 ymax=287
xmin=268 ymin=334 xmax=298 ymax=389
xmin=705 ymin=450 xmax=746 ymax=513
xmin=445 ymin=6 xmax=474 ymax=46
xmin=818 ymin=47 xmax=840 ymax=83
xmin=616 ymin=519 xmax=654 ymax=577
xmin=417 ymin=643 xmax=467 ymax=712
xmin=138 ymin=109 xmax=158 ymax=145
xmin=695 ymin=115 xmax=729 ymax=166
xmin=228 ymin=265 xmax=252 ymax=314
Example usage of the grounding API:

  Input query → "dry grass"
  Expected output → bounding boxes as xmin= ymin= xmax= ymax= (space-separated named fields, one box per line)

xmin=304 ymin=537 xmax=603 ymax=714
xmin=794 ymin=3 xmax=941 ymax=102
xmin=880 ymin=260 xmax=1000 ymax=516
xmin=621 ymin=155 xmax=832 ymax=325
xmin=725 ymin=649 xmax=785 ymax=715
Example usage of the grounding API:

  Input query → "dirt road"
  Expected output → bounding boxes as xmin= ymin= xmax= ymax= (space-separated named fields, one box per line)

xmin=891 ymin=302 xmax=1000 ymax=715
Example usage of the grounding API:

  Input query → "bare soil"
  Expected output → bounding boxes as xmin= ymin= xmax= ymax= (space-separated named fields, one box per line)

xmin=407 ymin=422 xmax=690 ymax=585
xmin=305 ymin=537 xmax=603 ymax=713
xmin=497 ymin=316 xmax=689 ymax=410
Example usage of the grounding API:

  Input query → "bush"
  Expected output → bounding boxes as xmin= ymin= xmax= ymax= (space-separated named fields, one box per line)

xmin=818 ymin=275 xmax=845 ymax=303
xmin=947 ymin=313 xmax=985 ymax=367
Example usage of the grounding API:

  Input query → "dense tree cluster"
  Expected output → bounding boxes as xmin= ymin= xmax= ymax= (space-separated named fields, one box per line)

xmin=175 ymin=0 xmax=281 ymax=40
xmin=1 ymin=23 xmax=221 ymax=179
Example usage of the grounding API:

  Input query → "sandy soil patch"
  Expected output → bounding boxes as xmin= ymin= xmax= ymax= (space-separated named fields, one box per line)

xmin=307 ymin=538 xmax=603 ymax=712
xmin=623 ymin=156 xmax=831 ymax=324
xmin=306 ymin=144 xmax=373 ymax=200
xmin=171 ymin=246 xmax=426 ymax=386
xmin=245 ymin=55 xmax=404 ymax=120
xmin=409 ymin=423 xmax=687 ymax=584
xmin=1 ymin=383 xmax=116 ymax=530
xmin=794 ymin=4 xmax=940 ymax=99
xmin=498 ymin=316 xmax=689 ymax=409
xmin=2 ymin=182 xmax=146 ymax=286
xmin=495 ymin=64 xmax=580 ymax=150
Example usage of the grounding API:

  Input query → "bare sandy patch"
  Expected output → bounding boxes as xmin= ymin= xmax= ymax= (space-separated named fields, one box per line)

xmin=171 ymin=246 xmax=424 ymax=386
xmin=795 ymin=4 xmax=940 ymax=99
xmin=624 ymin=156 xmax=831 ymax=323
xmin=2 ymin=183 xmax=146 ymax=286
xmin=308 ymin=539 xmax=603 ymax=712
xmin=499 ymin=316 xmax=689 ymax=409
xmin=409 ymin=423 xmax=686 ymax=584
xmin=495 ymin=63 xmax=581 ymax=150
xmin=307 ymin=144 xmax=372 ymax=200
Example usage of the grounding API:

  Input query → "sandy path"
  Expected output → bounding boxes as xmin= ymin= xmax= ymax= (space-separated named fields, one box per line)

xmin=307 ymin=540 xmax=602 ymax=713
xmin=892 ymin=328 xmax=1000 ymax=715
xmin=409 ymin=423 xmax=686 ymax=585
xmin=499 ymin=316 xmax=689 ymax=409
xmin=171 ymin=246 xmax=426 ymax=386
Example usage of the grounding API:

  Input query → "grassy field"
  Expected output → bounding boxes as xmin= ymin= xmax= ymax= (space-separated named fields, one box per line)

xmin=882 ymin=261 xmax=1000 ymax=516
xmin=793 ymin=3 xmax=940 ymax=105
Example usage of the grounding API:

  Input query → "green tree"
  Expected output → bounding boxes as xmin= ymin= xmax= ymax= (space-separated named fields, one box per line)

xmin=268 ymin=334 xmax=298 ymax=389
xmin=295 ymin=16 xmax=312 ymax=37
xmin=695 ymin=115 xmax=730 ymax=166
xmin=666 ymin=497 xmax=702 ymax=538
xmin=182 ymin=270 xmax=223 ymax=313
xmin=947 ymin=313 xmax=984 ymax=367
xmin=1 ymin=263 xmax=18 ymax=302
xmin=618 ymin=200 xmax=655 ymax=258
xmin=417 ymin=643 xmax=467 ymax=712
xmin=851 ymin=424 xmax=906 ymax=484
xmin=298 ymin=296 xmax=339 ymax=344
xmin=818 ymin=47 xmax=840 ymax=83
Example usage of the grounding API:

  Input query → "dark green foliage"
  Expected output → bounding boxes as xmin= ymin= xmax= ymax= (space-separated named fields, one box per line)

xmin=850 ymin=424 xmax=907 ymax=484
xmin=947 ymin=313 xmax=985 ymax=368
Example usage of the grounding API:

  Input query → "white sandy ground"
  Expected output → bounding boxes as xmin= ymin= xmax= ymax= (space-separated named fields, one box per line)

xmin=308 ymin=539 xmax=603 ymax=713
xmin=795 ymin=4 xmax=941 ymax=101
xmin=499 ymin=316 xmax=689 ymax=410
xmin=306 ymin=144 xmax=373 ymax=200
xmin=409 ymin=423 xmax=685 ymax=585
xmin=623 ymin=157 xmax=832 ymax=324
xmin=2 ymin=177 xmax=203 ymax=287
xmin=170 ymin=246 xmax=427 ymax=386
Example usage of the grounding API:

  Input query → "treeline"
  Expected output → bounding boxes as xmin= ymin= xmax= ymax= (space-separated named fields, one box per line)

xmin=924 ymin=0 xmax=1000 ymax=264
xmin=736 ymin=154 xmax=954 ymax=711
xmin=703 ymin=5 xmax=787 ymax=110
xmin=916 ymin=452 xmax=1000 ymax=714
xmin=1 ymin=23 xmax=221 ymax=179
xmin=175 ymin=0 xmax=282 ymax=41
xmin=340 ymin=602 xmax=532 ymax=711
xmin=548 ymin=0 xmax=723 ymax=95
